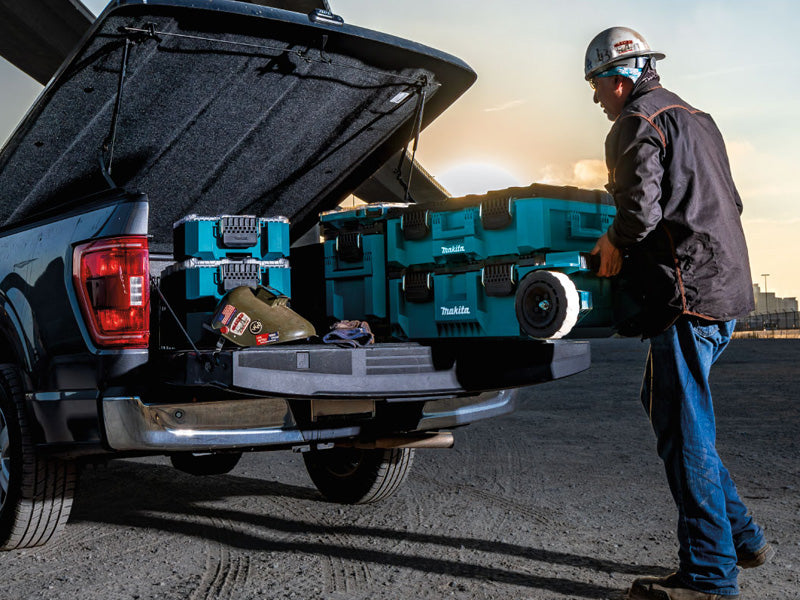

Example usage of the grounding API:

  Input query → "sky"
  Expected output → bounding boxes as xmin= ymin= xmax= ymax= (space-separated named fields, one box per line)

xmin=1 ymin=0 xmax=799 ymax=300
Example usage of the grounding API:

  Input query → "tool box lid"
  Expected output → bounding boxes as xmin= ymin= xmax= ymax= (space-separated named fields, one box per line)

xmin=173 ymin=214 xmax=289 ymax=228
xmin=446 ymin=183 xmax=614 ymax=210
xmin=163 ymin=256 xmax=289 ymax=275
xmin=0 ymin=0 xmax=476 ymax=245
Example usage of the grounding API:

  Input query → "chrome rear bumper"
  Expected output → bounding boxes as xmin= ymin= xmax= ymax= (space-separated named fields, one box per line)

xmin=102 ymin=390 xmax=514 ymax=452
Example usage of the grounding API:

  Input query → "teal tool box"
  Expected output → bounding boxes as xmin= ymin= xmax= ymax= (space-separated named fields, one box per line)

xmin=316 ymin=187 xmax=618 ymax=340
xmin=173 ymin=214 xmax=290 ymax=261
xmin=324 ymin=233 xmax=387 ymax=322
xmin=157 ymin=257 xmax=292 ymax=347
xmin=384 ymin=184 xmax=617 ymax=340
xmin=319 ymin=203 xmax=408 ymax=234
xmin=386 ymin=184 xmax=614 ymax=267
xmin=161 ymin=257 xmax=292 ymax=300
xmin=389 ymin=251 xmax=614 ymax=340
xmin=319 ymin=204 xmax=407 ymax=324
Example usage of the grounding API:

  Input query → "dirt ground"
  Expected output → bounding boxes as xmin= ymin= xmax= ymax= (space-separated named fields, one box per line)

xmin=2 ymin=338 xmax=798 ymax=599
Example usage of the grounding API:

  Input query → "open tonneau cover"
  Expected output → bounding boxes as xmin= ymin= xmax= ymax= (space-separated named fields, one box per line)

xmin=158 ymin=340 xmax=591 ymax=399
xmin=0 ymin=0 xmax=476 ymax=244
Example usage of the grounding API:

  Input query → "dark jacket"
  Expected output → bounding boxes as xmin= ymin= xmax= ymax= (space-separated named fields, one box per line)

xmin=604 ymin=64 xmax=754 ymax=336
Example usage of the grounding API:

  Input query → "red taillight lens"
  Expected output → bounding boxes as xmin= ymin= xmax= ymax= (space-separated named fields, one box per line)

xmin=73 ymin=237 xmax=150 ymax=348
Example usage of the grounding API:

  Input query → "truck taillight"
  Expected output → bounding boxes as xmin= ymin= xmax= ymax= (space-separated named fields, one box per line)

xmin=73 ymin=237 xmax=150 ymax=348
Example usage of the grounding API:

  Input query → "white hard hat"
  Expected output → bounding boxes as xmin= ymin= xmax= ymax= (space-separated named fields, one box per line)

xmin=584 ymin=26 xmax=665 ymax=80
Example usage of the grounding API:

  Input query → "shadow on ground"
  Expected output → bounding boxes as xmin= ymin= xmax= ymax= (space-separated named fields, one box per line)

xmin=71 ymin=460 xmax=665 ymax=599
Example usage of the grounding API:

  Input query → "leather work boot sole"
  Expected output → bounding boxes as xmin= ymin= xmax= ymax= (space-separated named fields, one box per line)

xmin=737 ymin=542 xmax=775 ymax=569
xmin=628 ymin=573 xmax=739 ymax=600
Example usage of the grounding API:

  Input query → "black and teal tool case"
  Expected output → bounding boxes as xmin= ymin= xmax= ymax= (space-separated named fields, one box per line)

xmin=161 ymin=257 xmax=292 ymax=300
xmin=388 ymin=253 xmax=614 ymax=340
xmin=319 ymin=204 xmax=407 ymax=324
xmin=319 ymin=185 xmax=618 ymax=340
xmin=158 ymin=257 xmax=292 ymax=346
xmin=159 ymin=213 xmax=292 ymax=348
xmin=386 ymin=184 xmax=614 ymax=267
xmin=384 ymin=184 xmax=616 ymax=339
xmin=173 ymin=214 xmax=290 ymax=261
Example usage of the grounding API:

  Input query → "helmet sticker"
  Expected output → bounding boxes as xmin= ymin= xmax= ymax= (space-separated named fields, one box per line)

xmin=249 ymin=320 xmax=263 ymax=334
xmin=256 ymin=332 xmax=280 ymax=345
xmin=614 ymin=40 xmax=636 ymax=54
xmin=230 ymin=311 xmax=251 ymax=336
xmin=219 ymin=303 xmax=236 ymax=325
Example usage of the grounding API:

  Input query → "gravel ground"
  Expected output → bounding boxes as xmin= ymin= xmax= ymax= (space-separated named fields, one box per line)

xmin=2 ymin=338 xmax=797 ymax=599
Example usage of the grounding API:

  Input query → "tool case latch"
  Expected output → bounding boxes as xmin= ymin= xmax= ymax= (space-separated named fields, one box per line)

xmin=334 ymin=232 xmax=363 ymax=262
xmin=219 ymin=216 xmax=259 ymax=248
xmin=402 ymin=271 xmax=433 ymax=303
xmin=479 ymin=197 xmax=513 ymax=230
xmin=400 ymin=209 xmax=430 ymax=240
xmin=219 ymin=261 xmax=261 ymax=291
xmin=481 ymin=263 xmax=516 ymax=297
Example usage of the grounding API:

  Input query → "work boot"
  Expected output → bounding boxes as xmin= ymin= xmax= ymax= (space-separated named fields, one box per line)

xmin=628 ymin=573 xmax=739 ymax=600
xmin=737 ymin=542 xmax=775 ymax=569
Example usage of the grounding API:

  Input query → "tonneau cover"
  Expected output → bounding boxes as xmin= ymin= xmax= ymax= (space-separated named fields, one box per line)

xmin=0 ymin=0 xmax=476 ymax=243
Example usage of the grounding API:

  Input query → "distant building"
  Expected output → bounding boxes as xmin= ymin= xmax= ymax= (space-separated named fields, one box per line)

xmin=752 ymin=283 xmax=798 ymax=314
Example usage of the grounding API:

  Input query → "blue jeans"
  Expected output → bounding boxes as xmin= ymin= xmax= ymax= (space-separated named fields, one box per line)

xmin=641 ymin=316 xmax=765 ymax=595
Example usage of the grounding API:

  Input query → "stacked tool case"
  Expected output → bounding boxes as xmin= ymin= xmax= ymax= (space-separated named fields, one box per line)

xmin=386 ymin=185 xmax=617 ymax=340
xmin=319 ymin=204 xmax=408 ymax=335
xmin=173 ymin=214 xmax=290 ymax=261
xmin=158 ymin=214 xmax=291 ymax=347
xmin=320 ymin=185 xmax=619 ymax=341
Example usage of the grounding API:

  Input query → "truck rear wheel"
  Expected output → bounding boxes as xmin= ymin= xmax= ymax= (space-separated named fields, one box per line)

xmin=0 ymin=365 xmax=76 ymax=550
xmin=303 ymin=447 xmax=415 ymax=504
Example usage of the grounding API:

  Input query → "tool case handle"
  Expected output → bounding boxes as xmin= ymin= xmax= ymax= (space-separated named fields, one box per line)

xmin=479 ymin=197 xmax=513 ymax=230
xmin=334 ymin=232 xmax=364 ymax=262
xmin=402 ymin=271 xmax=434 ymax=303
xmin=481 ymin=263 xmax=516 ymax=297
xmin=401 ymin=209 xmax=430 ymax=240
xmin=567 ymin=212 xmax=613 ymax=240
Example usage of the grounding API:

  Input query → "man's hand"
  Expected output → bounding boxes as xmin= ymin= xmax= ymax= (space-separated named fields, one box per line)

xmin=591 ymin=233 xmax=622 ymax=277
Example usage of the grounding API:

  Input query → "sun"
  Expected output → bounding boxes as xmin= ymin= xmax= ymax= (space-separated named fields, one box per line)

xmin=436 ymin=162 xmax=522 ymax=197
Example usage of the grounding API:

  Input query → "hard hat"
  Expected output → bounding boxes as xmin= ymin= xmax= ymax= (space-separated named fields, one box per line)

xmin=210 ymin=286 xmax=316 ymax=347
xmin=584 ymin=27 xmax=665 ymax=80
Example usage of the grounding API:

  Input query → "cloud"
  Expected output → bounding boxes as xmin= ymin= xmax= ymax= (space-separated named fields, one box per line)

xmin=538 ymin=159 xmax=607 ymax=190
xmin=483 ymin=99 xmax=526 ymax=113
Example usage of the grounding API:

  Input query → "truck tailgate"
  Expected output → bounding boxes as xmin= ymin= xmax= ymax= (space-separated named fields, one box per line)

xmin=159 ymin=340 xmax=590 ymax=399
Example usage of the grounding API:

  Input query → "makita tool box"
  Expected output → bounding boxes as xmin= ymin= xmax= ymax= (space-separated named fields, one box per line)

xmin=159 ymin=213 xmax=292 ymax=348
xmin=158 ymin=257 xmax=292 ymax=346
xmin=388 ymin=252 xmax=614 ymax=340
xmin=313 ymin=186 xmax=617 ymax=341
xmin=173 ymin=214 xmax=290 ymax=261
xmin=161 ymin=257 xmax=292 ymax=300
xmin=385 ymin=184 xmax=617 ymax=340
xmin=386 ymin=184 xmax=614 ymax=267
xmin=319 ymin=204 xmax=407 ymax=324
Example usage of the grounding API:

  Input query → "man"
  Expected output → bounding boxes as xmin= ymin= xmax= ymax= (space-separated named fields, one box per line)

xmin=585 ymin=27 xmax=773 ymax=600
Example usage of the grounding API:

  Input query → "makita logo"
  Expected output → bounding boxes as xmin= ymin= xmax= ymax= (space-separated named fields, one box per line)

xmin=440 ymin=305 xmax=471 ymax=316
xmin=440 ymin=244 xmax=465 ymax=254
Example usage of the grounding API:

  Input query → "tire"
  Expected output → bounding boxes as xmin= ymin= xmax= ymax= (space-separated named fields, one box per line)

xmin=0 ymin=364 xmax=76 ymax=550
xmin=303 ymin=447 xmax=415 ymax=504
xmin=170 ymin=451 xmax=242 ymax=476
xmin=515 ymin=270 xmax=580 ymax=339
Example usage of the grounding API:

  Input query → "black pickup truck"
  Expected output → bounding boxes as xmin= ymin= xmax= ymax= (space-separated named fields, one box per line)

xmin=0 ymin=0 xmax=590 ymax=550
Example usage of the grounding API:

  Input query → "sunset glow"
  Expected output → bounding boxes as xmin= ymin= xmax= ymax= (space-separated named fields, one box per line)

xmin=1 ymin=0 xmax=798 ymax=299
